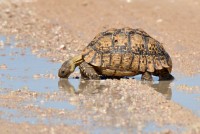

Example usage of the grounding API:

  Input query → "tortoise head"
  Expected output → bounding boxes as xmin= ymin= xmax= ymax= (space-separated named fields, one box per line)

xmin=58 ymin=60 xmax=75 ymax=78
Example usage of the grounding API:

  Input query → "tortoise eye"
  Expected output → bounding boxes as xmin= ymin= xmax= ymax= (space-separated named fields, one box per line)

xmin=61 ymin=71 xmax=65 ymax=74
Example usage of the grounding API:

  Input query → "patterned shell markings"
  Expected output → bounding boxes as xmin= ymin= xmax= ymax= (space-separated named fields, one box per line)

xmin=82 ymin=27 xmax=172 ymax=73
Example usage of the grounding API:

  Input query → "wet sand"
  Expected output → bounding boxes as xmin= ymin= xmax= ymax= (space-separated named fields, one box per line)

xmin=0 ymin=0 xmax=200 ymax=133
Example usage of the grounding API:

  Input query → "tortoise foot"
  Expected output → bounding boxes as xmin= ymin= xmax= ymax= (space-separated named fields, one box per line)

xmin=141 ymin=72 xmax=153 ymax=81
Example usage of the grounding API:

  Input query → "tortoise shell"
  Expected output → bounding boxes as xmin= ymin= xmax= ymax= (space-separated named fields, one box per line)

xmin=81 ymin=27 xmax=172 ymax=75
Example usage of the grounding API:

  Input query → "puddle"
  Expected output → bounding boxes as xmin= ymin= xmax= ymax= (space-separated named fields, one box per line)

xmin=59 ymin=79 xmax=106 ymax=95
xmin=171 ymin=74 xmax=200 ymax=116
xmin=143 ymin=122 xmax=185 ymax=133
xmin=148 ymin=74 xmax=200 ymax=116
xmin=59 ymin=74 xmax=200 ymax=116
xmin=40 ymin=100 xmax=76 ymax=110
xmin=0 ymin=107 xmax=38 ymax=124
xmin=0 ymin=35 xmax=200 ymax=132
xmin=0 ymin=36 xmax=60 ymax=93
xmin=128 ymin=74 xmax=200 ymax=116
xmin=0 ymin=106 xmax=82 ymax=125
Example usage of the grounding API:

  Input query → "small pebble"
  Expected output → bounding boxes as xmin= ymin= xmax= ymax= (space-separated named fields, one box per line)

xmin=56 ymin=45 xmax=66 ymax=50
xmin=0 ymin=64 xmax=7 ymax=69
xmin=33 ymin=74 xmax=42 ymax=79
xmin=0 ymin=40 xmax=4 ymax=46
xmin=156 ymin=19 xmax=163 ymax=23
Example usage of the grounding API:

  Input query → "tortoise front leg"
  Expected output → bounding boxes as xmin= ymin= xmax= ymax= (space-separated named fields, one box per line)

xmin=79 ymin=62 xmax=100 ymax=80
xmin=141 ymin=71 xmax=153 ymax=81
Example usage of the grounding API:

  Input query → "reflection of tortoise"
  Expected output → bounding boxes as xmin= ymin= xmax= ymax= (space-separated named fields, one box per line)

xmin=58 ymin=27 xmax=174 ymax=81
xmin=58 ymin=79 xmax=105 ymax=94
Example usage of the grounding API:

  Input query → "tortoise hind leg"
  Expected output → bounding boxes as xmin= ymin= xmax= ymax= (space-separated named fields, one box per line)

xmin=141 ymin=72 xmax=153 ymax=81
xmin=79 ymin=62 xmax=100 ymax=80
xmin=159 ymin=69 xmax=174 ymax=81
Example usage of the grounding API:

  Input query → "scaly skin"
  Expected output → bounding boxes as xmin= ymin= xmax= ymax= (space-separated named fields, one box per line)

xmin=79 ymin=62 xmax=100 ymax=80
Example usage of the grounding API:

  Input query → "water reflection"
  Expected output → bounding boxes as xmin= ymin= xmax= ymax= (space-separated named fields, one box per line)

xmin=149 ymin=81 xmax=173 ymax=100
xmin=58 ymin=79 xmax=106 ymax=95
xmin=58 ymin=78 xmax=173 ymax=100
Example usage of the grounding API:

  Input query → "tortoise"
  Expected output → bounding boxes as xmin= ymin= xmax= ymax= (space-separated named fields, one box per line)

xmin=58 ymin=27 xmax=174 ymax=81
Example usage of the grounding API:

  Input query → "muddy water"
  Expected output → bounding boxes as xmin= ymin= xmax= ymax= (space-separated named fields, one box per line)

xmin=0 ymin=36 xmax=200 ymax=132
xmin=64 ymin=74 xmax=200 ymax=116
xmin=0 ymin=36 xmax=59 ymax=93
xmin=151 ymin=75 xmax=200 ymax=116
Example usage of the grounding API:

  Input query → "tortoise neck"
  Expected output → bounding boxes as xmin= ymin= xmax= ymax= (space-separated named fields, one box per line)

xmin=71 ymin=55 xmax=83 ymax=66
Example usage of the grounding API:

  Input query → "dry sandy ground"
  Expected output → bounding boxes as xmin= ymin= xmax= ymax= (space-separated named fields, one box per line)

xmin=0 ymin=0 xmax=200 ymax=133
